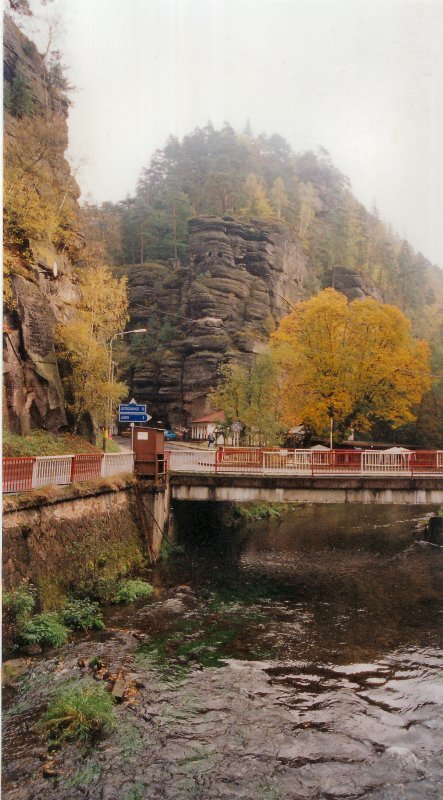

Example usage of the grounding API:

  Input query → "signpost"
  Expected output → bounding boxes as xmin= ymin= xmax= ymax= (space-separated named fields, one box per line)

xmin=119 ymin=412 xmax=150 ymax=422
xmin=118 ymin=401 xmax=152 ymax=451
xmin=118 ymin=404 xmax=147 ymax=414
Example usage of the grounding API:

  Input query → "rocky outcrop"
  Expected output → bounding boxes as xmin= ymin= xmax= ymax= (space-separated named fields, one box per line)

xmin=3 ymin=268 xmax=80 ymax=433
xmin=330 ymin=267 xmax=383 ymax=302
xmin=3 ymin=15 xmax=82 ymax=434
xmin=126 ymin=215 xmax=317 ymax=426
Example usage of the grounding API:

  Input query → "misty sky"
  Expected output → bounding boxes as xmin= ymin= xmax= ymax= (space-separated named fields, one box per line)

xmin=20 ymin=0 xmax=443 ymax=266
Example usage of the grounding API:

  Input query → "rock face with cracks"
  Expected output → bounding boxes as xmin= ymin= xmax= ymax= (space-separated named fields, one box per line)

xmin=3 ymin=16 xmax=82 ymax=434
xmin=127 ymin=215 xmax=315 ymax=426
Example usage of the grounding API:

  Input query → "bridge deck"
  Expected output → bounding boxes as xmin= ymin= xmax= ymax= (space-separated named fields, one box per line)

xmin=170 ymin=472 xmax=443 ymax=505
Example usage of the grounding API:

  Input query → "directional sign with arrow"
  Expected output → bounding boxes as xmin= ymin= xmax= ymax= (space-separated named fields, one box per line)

xmin=118 ymin=400 xmax=151 ymax=423
xmin=119 ymin=413 xmax=151 ymax=422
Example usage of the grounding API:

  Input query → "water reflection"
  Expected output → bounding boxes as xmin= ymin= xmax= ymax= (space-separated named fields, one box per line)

xmin=171 ymin=504 xmax=443 ymax=665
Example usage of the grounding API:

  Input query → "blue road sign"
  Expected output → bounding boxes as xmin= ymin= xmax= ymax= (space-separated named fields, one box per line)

xmin=119 ymin=412 xmax=150 ymax=423
xmin=119 ymin=403 xmax=146 ymax=414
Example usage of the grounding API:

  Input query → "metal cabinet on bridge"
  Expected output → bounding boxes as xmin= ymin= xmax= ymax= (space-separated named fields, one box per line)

xmin=133 ymin=427 xmax=165 ymax=481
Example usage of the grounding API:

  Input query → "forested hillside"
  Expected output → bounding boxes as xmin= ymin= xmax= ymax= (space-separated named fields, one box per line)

xmin=86 ymin=126 xmax=443 ymax=444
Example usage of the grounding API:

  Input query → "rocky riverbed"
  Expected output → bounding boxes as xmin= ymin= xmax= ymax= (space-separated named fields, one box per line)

xmin=3 ymin=505 xmax=443 ymax=799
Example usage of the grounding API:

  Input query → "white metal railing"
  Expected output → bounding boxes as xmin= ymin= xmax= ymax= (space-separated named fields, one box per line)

xmin=263 ymin=449 xmax=312 ymax=472
xmin=3 ymin=451 xmax=135 ymax=493
xmin=101 ymin=452 xmax=135 ymax=477
xmin=32 ymin=455 xmax=72 ymax=488
xmin=167 ymin=447 xmax=443 ymax=477
xmin=362 ymin=451 xmax=411 ymax=473
xmin=167 ymin=448 xmax=217 ymax=472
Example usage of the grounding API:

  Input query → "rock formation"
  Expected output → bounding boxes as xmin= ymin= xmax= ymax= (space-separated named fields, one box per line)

xmin=126 ymin=215 xmax=316 ymax=426
xmin=3 ymin=15 xmax=81 ymax=434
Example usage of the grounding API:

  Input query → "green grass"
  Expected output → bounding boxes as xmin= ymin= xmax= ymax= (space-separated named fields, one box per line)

xmin=19 ymin=612 xmax=69 ymax=648
xmin=60 ymin=599 xmax=105 ymax=631
xmin=39 ymin=681 xmax=116 ymax=742
xmin=121 ymin=784 xmax=145 ymax=800
xmin=104 ymin=438 xmax=121 ymax=453
xmin=3 ymin=429 xmax=101 ymax=457
xmin=235 ymin=503 xmax=284 ymax=522
xmin=64 ymin=762 xmax=102 ymax=790
xmin=112 ymin=579 xmax=154 ymax=604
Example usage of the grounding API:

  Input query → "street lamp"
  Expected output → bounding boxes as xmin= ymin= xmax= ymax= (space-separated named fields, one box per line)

xmin=106 ymin=328 xmax=147 ymax=447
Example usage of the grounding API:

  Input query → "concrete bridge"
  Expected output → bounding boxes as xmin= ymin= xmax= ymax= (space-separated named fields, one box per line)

xmin=168 ymin=448 xmax=443 ymax=505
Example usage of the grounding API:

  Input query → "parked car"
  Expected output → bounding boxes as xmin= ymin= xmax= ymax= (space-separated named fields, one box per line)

xmin=164 ymin=429 xmax=178 ymax=441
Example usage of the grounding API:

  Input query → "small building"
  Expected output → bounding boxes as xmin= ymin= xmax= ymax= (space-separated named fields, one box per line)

xmin=191 ymin=411 xmax=225 ymax=441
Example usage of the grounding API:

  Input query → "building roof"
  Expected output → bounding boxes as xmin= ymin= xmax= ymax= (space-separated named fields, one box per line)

xmin=191 ymin=411 xmax=226 ymax=424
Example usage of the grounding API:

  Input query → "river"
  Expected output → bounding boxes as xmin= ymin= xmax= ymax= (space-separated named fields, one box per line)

xmin=3 ymin=504 xmax=443 ymax=799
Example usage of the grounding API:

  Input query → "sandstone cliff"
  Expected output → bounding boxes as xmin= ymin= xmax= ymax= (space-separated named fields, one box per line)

xmin=3 ymin=15 xmax=81 ymax=434
xmin=124 ymin=215 xmax=316 ymax=426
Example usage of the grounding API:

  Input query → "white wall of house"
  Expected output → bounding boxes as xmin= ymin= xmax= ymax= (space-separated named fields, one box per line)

xmin=191 ymin=422 xmax=218 ymax=440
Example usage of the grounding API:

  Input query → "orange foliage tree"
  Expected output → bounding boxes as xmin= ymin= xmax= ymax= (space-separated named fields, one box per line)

xmin=271 ymin=289 xmax=431 ymax=438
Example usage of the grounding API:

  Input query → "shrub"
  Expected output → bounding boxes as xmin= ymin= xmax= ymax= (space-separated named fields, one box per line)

xmin=39 ymin=681 xmax=116 ymax=742
xmin=19 ymin=613 xmax=68 ymax=648
xmin=112 ymin=579 xmax=154 ymax=605
xmin=3 ymin=582 xmax=37 ymax=656
xmin=60 ymin=599 xmax=105 ymax=631
xmin=3 ymin=583 xmax=35 ymax=621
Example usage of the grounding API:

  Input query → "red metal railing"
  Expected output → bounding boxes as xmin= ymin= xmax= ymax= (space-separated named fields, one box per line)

xmin=70 ymin=454 xmax=103 ymax=483
xmin=2 ymin=457 xmax=36 ymax=493
xmin=167 ymin=447 xmax=443 ymax=479
xmin=2 ymin=452 xmax=135 ymax=494
xmin=311 ymin=450 xmax=363 ymax=474
xmin=412 ymin=451 xmax=443 ymax=474
xmin=4 ymin=448 xmax=442 ymax=493
xmin=216 ymin=447 xmax=265 ymax=473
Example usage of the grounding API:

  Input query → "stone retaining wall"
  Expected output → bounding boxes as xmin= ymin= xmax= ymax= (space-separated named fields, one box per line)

xmin=2 ymin=479 xmax=169 ymax=606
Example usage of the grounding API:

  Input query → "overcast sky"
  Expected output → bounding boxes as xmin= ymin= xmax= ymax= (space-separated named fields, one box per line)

xmin=20 ymin=0 xmax=443 ymax=267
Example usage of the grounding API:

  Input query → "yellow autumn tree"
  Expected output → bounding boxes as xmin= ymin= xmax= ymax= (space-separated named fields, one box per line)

xmin=57 ymin=266 xmax=129 ymax=431
xmin=271 ymin=289 xmax=431 ymax=437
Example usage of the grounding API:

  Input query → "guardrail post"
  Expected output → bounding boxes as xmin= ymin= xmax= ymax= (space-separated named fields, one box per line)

xmin=70 ymin=455 xmax=76 ymax=483
xmin=311 ymin=455 xmax=314 ymax=478
xmin=411 ymin=452 xmax=414 ymax=479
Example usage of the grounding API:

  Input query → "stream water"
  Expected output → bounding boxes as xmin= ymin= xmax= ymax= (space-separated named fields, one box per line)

xmin=3 ymin=504 xmax=443 ymax=800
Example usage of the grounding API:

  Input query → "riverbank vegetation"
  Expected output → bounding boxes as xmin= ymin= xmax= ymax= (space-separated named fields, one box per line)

xmin=3 ymin=578 xmax=154 ymax=657
xmin=39 ymin=682 xmax=116 ymax=743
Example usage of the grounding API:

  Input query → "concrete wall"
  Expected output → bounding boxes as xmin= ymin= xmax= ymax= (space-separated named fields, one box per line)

xmin=170 ymin=474 xmax=443 ymax=506
xmin=2 ymin=480 xmax=169 ymax=604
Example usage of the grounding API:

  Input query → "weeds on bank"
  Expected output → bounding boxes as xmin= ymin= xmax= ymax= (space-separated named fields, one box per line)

xmin=121 ymin=784 xmax=146 ymax=800
xmin=235 ymin=503 xmax=283 ymax=522
xmin=64 ymin=762 xmax=102 ymax=790
xmin=73 ymin=575 xmax=154 ymax=605
xmin=3 ymin=583 xmax=36 ymax=619
xmin=112 ymin=579 xmax=154 ymax=604
xmin=3 ymin=578 xmax=154 ymax=655
xmin=20 ymin=613 xmax=69 ymax=648
xmin=39 ymin=681 xmax=116 ymax=742
xmin=59 ymin=599 xmax=105 ymax=631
